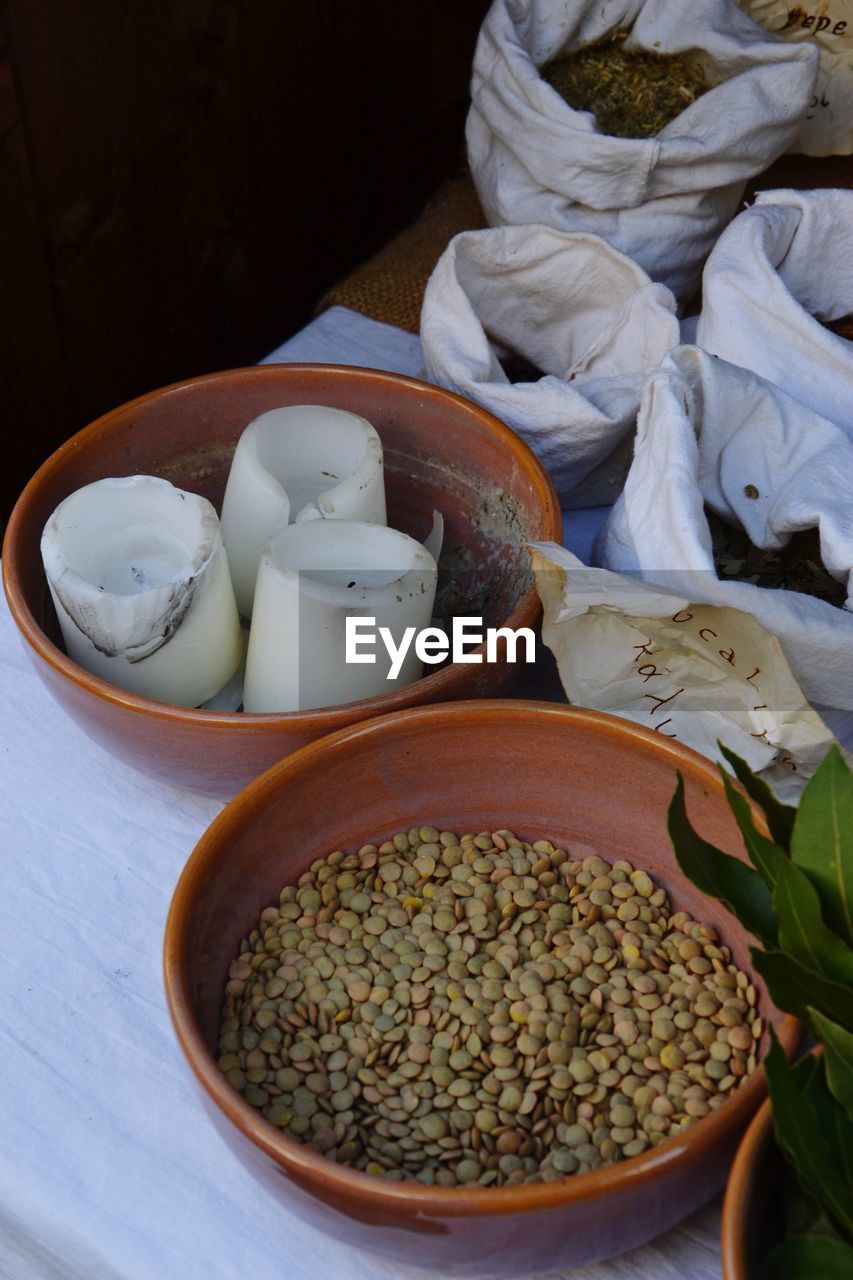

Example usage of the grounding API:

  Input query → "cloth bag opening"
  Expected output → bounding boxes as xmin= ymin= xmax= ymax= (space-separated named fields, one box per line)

xmin=594 ymin=345 xmax=853 ymax=707
xmin=420 ymin=223 xmax=679 ymax=507
xmin=467 ymin=0 xmax=818 ymax=304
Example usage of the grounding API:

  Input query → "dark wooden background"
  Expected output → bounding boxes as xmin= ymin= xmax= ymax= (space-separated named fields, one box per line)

xmin=0 ymin=0 xmax=489 ymax=523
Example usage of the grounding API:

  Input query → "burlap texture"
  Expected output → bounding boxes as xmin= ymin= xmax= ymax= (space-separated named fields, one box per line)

xmin=317 ymin=176 xmax=485 ymax=334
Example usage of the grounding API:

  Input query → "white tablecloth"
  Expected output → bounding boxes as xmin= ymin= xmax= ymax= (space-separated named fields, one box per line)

xmin=2 ymin=307 xmax=848 ymax=1280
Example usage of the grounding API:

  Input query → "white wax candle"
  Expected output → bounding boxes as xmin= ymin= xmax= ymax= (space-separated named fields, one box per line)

xmin=41 ymin=476 xmax=242 ymax=707
xmin=199 ymin=623 xmax=249 ymax=712
xmin=243 ymin=520 xmax=437 ymax=713
xmin=220 ymin=405 xmax=387 ymax=618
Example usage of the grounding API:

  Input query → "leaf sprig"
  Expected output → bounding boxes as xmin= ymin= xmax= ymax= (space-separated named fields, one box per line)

xmin=668 ymin=744 xmax=853 ymax=1276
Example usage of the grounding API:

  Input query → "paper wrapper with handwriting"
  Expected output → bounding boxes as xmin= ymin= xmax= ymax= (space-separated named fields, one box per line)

xmin=740 ymin=0 xmax=853 ymax=155
xmin=530 ymin=544 xmax=837 ymax=801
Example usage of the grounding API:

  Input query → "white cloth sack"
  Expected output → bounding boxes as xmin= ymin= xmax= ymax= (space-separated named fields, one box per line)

xmin=594 ymin=346 xmax=853 ymax=708
xmin=739 ymin=0 xmax=853 ymax=155
xmin=698 ymin=188 xmax=853 ymax=430
xmin=466 ymin=0 xmax=818 ymax=304
xmin=420 ymin=224 xmax=679 ymax=506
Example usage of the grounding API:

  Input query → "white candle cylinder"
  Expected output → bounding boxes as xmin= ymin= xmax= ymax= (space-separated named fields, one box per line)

xmin=199 ymin=624 xmax=249 ymax=712
xmin=41 ymin=476 xmax=242 ymax=707
xmin=243 ymin=520 xmax=437 ymax=713
xmin=220 ymin=405 xmax=387 ymax=618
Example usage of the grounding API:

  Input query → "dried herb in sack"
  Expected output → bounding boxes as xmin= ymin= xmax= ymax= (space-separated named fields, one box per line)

xmin=707 ymin=508 xmax=847 ymax=608
xmin=541 ymin=31 xmax=708 ymax=139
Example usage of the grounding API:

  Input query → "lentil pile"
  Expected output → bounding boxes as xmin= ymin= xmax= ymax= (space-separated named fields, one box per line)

xmin=541 ymin=32 xmax=708 ymax=139
xmin=218 ymin=827 xmax=762 ymax=1187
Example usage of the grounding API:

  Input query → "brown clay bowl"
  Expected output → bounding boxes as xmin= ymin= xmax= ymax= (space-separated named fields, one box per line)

xmin=721 ymin=1048 xmax=815 ymax=1280
xmin=721 ymin=1091 xmax=779 ymax=1280
xmin=164 ymin=699 xmax=799 ymax=1278
xmin=1 ymin=364 xmax=559 ymax=798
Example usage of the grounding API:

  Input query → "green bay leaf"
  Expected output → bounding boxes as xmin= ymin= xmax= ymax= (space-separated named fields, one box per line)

xmin=796 ymin=1050 xmax=853 ymax=1193
xmin=764 ymin=1032 xmax=853 ymax=1240
xmin=773 ymin=859 xmax=853 ymax=987
xmin=668 ymin=773 xmax=776 ymax=948
xmin=719 ymin=742 xmax=796 ymax=851
xmin=808 ymin=1009 xmax=853 ymax=1122
xmin=757 ymin=1234 xmax=853 ymax=1280
xmin=791 ymin=745 xmax=853 ymax=947
xmin=751 ymin=948 xmax=853 ymax=1025
xmin=719 ymin=766 xmax=789 ymax=891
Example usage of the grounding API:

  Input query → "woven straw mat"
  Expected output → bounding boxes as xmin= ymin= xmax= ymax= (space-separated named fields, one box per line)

xmin=317 ymin=176 xmax=485 ymax=334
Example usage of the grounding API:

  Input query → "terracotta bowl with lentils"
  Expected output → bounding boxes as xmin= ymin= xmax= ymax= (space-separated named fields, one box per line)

xmin=164 ymin=700 xmax=798 ymax=1278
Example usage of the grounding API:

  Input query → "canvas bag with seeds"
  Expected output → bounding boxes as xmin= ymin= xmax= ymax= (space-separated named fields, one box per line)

xmin=419 ymin=224 xmax=680 ymax=507
xmin=697 ymin=189 xmax=853 ymax=431
xmin=593 ymin=346 xmax=853 ymax=709
xmin=466 ymin=0 xmax=818 ymax=305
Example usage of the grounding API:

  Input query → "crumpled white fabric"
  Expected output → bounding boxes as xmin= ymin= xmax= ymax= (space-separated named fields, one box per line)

xmin=594 ymin=346 xmax=853 ymax=708
xmin=697 ymin=188 xmax=853 ymax=431
xmin=420 ymin=224 xmax=679 ymax=506
xmin=466 ymin=0 xmax=818 ymax=304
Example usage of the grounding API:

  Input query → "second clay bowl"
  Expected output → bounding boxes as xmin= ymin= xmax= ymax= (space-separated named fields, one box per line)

xmin=165 ymin=700 xmax=799 ymax=1277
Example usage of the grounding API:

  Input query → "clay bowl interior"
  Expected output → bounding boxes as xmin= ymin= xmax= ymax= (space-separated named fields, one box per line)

xmin=165 ymin=700 xmax=799 ymax=1279
xmin=2 ymin=364 xmax=560 ymax=798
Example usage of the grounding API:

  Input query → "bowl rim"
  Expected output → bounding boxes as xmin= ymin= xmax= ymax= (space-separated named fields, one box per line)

xmin=163 ymin=697 xmax=801 ymax=1218
xmin=1 ymin=363 xmax=560 ymax=728
xmin=720 ymin=1044 xmax=816 ymax=1280
xmin=720 ymin=1087 xmax=773 ymax=1280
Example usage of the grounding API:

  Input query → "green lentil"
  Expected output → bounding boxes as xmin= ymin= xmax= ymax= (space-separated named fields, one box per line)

xmin=218 ymin=827 xmax=760 ymax=1187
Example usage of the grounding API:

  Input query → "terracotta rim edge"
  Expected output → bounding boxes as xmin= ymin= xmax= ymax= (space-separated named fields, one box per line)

xmin=720 ymin=1092 xmax=772 ymax=1280
xmin=163 ymin=698 xmax=800 ymax=1219
xmin=721 ymin=1044 xmax=818 ymax=1280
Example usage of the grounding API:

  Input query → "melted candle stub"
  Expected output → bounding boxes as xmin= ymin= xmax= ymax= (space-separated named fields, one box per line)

xmin=220 ymin=404 xmax=387 ymax=619
xmin=41 ymin=475 xmax=242 ymax=707
xmin=242 ymin=519 xmax=438 ymax=713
